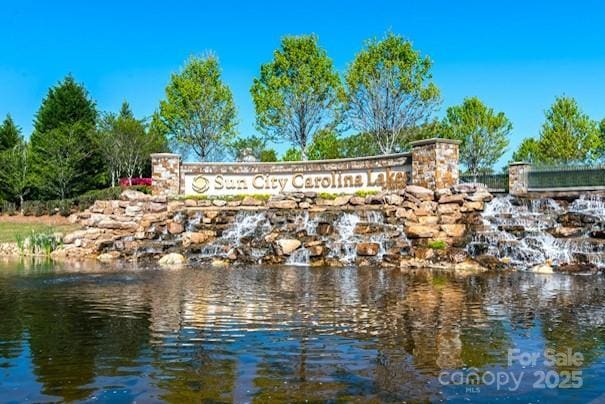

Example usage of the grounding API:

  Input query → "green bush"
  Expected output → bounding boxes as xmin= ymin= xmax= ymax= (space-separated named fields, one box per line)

xmin=0 ymin=200 xmax=17 ymax=216
xmin=15 ymin=229 xmax=62 ymax=256
xmin=427 ymin=240 xmax=447 ymax=249
xmin=354 ymin=190 xmax=379 ymax=197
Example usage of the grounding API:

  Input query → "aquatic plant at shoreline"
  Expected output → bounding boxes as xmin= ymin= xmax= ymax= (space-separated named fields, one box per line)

xmin=14 ymin=229 xmax=62 ymax=256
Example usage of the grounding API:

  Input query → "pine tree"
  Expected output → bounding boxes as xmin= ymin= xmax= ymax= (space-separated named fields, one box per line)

xmin=0 ymin=114 xmax=21 ymax=152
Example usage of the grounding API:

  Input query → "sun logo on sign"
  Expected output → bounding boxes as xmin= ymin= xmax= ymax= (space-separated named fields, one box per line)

xmin=192 ymin=175 xmax=210 ymax=194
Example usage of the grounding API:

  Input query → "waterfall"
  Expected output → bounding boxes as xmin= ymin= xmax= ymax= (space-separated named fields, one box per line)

xmin=469 ymin=195 xmax=605 ymax=270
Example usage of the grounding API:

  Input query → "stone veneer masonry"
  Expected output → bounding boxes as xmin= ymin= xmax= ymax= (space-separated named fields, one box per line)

xmin=508 ymin=162 xmax=531 ymax=196
xmin=410 ymin=139 xmax=461 ymax=190
xmin=152 ymin=139 xmax=461 ymax=196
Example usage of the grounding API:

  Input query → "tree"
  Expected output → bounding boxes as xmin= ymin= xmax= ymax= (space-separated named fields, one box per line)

xmin=344 ymin=32 xmax=440 ymax=154
xmin=30 ymin=75 xmax=102 ymax=198
xmin=282 ymin=148 xmax=302 ymax=161
xmin=33 ymin=123 xmax=92 ymax=200
xmin=0 ymin=139 xmax=32 ymax=208
xmin=259 ymin=149 xmax=278 ymax=162
xmin=307 ymin=129 xmax=343 ymax=160
xmin=251 ymin=35 xmax=342 ymax=160
xmin=537 ymin=96 xmax=601 ymax=164
xmin=441 ymin=97 xmax=511 ymax=175
xmin=98 ymin=102 xmax=167 ymax=186
xmin=0 ymin=114 xmax=21 ymax=152
xmin=157 ymin=55 xmax=237 ymax=161
xmin=228 ymin=135 xmax=268 ymax=161
xmin=511 ymin=138 xmax=541 ymax=164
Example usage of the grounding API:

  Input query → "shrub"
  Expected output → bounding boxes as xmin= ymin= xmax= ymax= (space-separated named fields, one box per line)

xmin=354 ymin=190 xmax=379 ymax=197
xmin=119 ymin=177 xmax=152 ymax=187
xmin=15 ymin=229 xmax=61 ymax=256
xmin=317 ymin=192 xmax=339 ymax=200
xmin=427 ymin=240 xmax=447 ymax=249
xmin=1 ymin=200 xmax=17 ymax=216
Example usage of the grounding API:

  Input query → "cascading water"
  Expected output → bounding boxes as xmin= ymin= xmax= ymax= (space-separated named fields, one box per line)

xmin=468 ymin=195 xmax=605 ymax=270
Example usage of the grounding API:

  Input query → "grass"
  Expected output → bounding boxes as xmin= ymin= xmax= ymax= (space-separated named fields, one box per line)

xmin=427 ymin=239 xmax=447 ymax=249
xmin=173 ymin=194 xmax=271 ymax=202
xmin=0 ymin=222 xmax=80 ymax=243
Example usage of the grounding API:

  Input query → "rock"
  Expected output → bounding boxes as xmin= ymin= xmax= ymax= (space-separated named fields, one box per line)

xmin=465 ymin=191 xmax=493 ymax=202
xmin=437 ymin=203 xmax=460 ymax=215
xmin=385 ymin=194 xmax=403 ymax=205
xmin=436 ymin=188 xmax=452 ymax=198
xmin=461 ymin=201 xmax=484 ymax=212
xmin=556 ymin=263 xmax=598 ymax=274
xmin=241 ymin=196 xmax=263 ymax=206
xmin=299 ymin=202 xmax=311 ymax=209
xmin=439 ymin=194 xmax=465 ymax=204
xmin=549 ymin=226 xmax=583 ymax=238
xmin=444 ymin=247 xmax=468 ymax=263
xmin=125 ymin=205 xmax=142 ymax=216
xmin=413 ymin=247 xmax=434 ymax=260
xmin=558 ymin=212 xmax=599 ymax=227
xmin=316 ymin=223 xmax=333 ymax=236
xmin=356 ymin=242 xmax=380 ymax=256
xmin=405 ymin=225 xmax=437 ymax=238
xmin=158 ymin=253 xmax=187 ymax=266
xmin=418 ymin=215 xmax=439 ymax=225
xmin=212 ymin=199 xmax=227 ymax=207
xmin=267 ymin=199 xmax=298 ymax=209
xmin=454 ymin=259 xmax=488 ymax=273
xmin=405 ymin=185 xmax=434 ymax=201
xmin=189 ymin=232 xmax=212 ymax=244
xmin=441 ymin=224 xmax=466 ymax=238
xmin=149 ymin=202 xmax=167 ymax=213
xmin=333 ymin=195 xmax=351 ymax=206
xmin=440 ymin=213 xmax=462 ymax=224
xmin=530 ymin=262 xmax=553 ymax=274
xmin=97 ymin=251 xmax=120 ymax=262
xmin=121 ymin=189 xmax=151 ymax=202
xmin=365 ymin=194 xmax=385 ymax=205
xmin=349 ymin=196 xmax=366 ymax=205
xmin=275 ymin=238 xmax=301 ymax=255
xmin=308 ymin=245 xmax=325 ymax=257
xmin=395 ymin=208 xmax=416 ymax=221
xmin=227 ymin=200 xmax=242 ymax=207
xmin=498 ymin=225 xmax=525 ymax=237
xmin=475 ymin=254 xmax=506 ymax=270
xmin=97 ymin=219 xmax=138 ymax=230
xmin=184 ymin=199 xmax=197 ymax=207
xmin=167 ymin=221 xmax=184 ymax=234
xmin=590 ymin=230 xmax=605 ymax=239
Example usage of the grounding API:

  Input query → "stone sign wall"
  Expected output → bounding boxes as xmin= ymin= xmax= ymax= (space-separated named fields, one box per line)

xmin=152 ymin=138 xmax=460 ymax=196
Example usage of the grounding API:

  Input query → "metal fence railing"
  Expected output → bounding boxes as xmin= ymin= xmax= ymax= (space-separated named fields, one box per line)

xmin=528 ymin=165 xmax=605 ymax=189
xmin=460 ymin=173 xmax=509 ymax=192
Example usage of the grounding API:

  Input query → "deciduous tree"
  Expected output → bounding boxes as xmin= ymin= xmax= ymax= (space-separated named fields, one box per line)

xmin=344 ymin=32 xmax=440 ymax=154
xmin=157 ymin=55 xmax=237 ymax=161
xmin=441 ymin=97 xmax=511 ymax=175
xmin=251 ymin=35 xmax=342 ymax=160
xmin=0 ymin=139 xmax=32 ymax=208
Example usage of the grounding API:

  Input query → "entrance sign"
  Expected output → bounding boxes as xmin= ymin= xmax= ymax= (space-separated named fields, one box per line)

xmin=181 ymin=154 xmax=412 ymax=196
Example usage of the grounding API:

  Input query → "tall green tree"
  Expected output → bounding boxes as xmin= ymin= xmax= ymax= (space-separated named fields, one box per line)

xmin=307 ymin=129 xmax=343 ymax=160
xmin=0 ymin=139 xmax=32 ymax=208
xmin=33 ymin=122 xmax=92 ymax=200
xmin=0 ymin=114 xmax=21 ymax=152
xmin=344 ymin=32 xmax=440 ymax=154
xmin=441 ymin=97 xmax=511 ymax=175
xmin=227 ymin=135 xmax=275 ymax=161
xmin=30 ymin=75 xmax=102 ymax=198
xmin=251 ymin=34 xmax=342 ymax=161
xmin=537 ymin=97 xmax=601 ymax=164
xmin=511 ymin=138 xmax=541 ymax=163
xmin=156 ymin=55 xmax=237 ymax=161
xmin=98 ymin=101 xmax=167 ymax=186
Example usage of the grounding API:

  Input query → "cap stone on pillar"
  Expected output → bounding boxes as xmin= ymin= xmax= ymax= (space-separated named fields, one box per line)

xmin=410 ymin=138 xmax=461 ymax=191
xmin=151 ymin=153 xmax=181 ymax=196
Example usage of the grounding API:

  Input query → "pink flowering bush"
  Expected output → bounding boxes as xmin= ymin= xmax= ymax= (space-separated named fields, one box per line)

xmin=119 ymin=178 xmax=152 ymax=187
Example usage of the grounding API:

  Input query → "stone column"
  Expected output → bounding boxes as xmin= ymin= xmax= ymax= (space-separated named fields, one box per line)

xmin=508 ymin=162 xmax=531 ymax=196
xmin=151 ymin=153 xmax=181 ymax=196
xmin=410 ymin=138 xmax=461 ymax=190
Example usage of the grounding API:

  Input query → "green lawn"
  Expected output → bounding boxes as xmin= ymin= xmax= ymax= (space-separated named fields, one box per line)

xmin=0 ymin=222 xmax=80 ymax=243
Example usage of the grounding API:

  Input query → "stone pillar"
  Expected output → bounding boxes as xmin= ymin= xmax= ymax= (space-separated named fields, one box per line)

xmin=508 ymin=162 xmax=531 ymax=196
xmin=410 ymin=138 xmax=461 ymax=190
xmin=151 ymin=153 xmax=181 ymax=196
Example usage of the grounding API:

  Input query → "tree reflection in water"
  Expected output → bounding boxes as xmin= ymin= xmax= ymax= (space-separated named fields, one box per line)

xmin=0 ymin=259 xmax=604 ymax=402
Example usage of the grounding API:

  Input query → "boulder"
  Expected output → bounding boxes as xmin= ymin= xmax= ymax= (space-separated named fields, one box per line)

xmin=333 ymin=195 xmax=351 ymax=206
xmin=530 ymin=262 xmax=553 ymax=274
xmin=405 ymin=185 xmax=434 ymax=201
xmin=275 ymin=238 xmax=301 ymax=255
xmin=97 ymin=219 xmax=138 ymax=230
xmin=418 ymin=215 xmax=439 ymax=225
xmin=349 ymin=196 xmax=366 ymax=206
xmin=189 ymin=232 xmax=212 ymax=244
xmin=548 ymin=226 xmax=583 ymax=238
xmin=125 ymin=205 xmax=142 ymax=216
xmin=184 ymin=199 xmax=198 ymax=207
xmin=405 ymin=225 xmax=437 ymax=238
xmin=316 ymin=223 xmax=333 ymax=236
xmin=267 ymin=199 xmax=298 ymax=209
xmin=121 ymin=190 xmax=150 ymax=202
xmin=558 ymin=212 xmax=599 ymax=226
xmin=438 ymin=194 xmax=465 ymax=204
xmin=167 ymin=221 xmax=184 ymax=234
xmin=158 ymin=253 xmax=187 ymax=266
xmin=212 ymin=199 xmax=227 ymax=207
xmin=385 ymin=194 xmax=403 ymax=205
xmin=441 ymin=224 xmax=466 ymax=238
xmin=437 ymin=203 xmax=461 ymax=215
xmin=308 ymin=245 xmax=325 ymax=257
xmin=356 ymin=242 xmax=380 ymax=256
xmin=97 ymin=251 xmax=121 ymax=262
xmin=466 ymin=191 xmax=493 ymax=202
xmin=241 ymin=196 xmax=263 ymax=206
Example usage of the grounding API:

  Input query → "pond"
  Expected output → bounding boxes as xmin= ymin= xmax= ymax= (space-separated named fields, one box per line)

xmin=0 ymin=259 xmax=604 ymax=402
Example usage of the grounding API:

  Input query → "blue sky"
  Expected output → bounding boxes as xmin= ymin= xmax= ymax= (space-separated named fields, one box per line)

xmin=1 ymin=0 xmax=605 ymax=166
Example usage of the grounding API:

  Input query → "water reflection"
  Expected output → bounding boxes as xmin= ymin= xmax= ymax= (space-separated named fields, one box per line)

xmin=0 ymin=259 xmax=604 ymax=402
